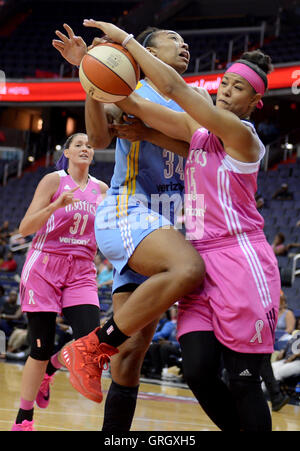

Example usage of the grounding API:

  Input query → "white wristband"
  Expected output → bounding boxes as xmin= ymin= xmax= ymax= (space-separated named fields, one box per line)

xmin=122 ymin=34 xmax=134 ymax=48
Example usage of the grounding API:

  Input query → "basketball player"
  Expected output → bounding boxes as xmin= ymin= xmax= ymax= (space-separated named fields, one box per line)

xmin=12 ymin=133 xmax=107 ymax=431
xmin=53 ymin=24 xmax=208 ymax=431
xmin=79 ymin=20 xmax=281 ymax=431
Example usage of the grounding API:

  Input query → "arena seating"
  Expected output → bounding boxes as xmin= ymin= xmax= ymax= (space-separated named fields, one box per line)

xmin=257 ymin=158 xmax=300 ymax=313
xmin=0 ymin=1 xmax=137 ymax=78
xmin=0 ymin=2 xmax=299 ymax=78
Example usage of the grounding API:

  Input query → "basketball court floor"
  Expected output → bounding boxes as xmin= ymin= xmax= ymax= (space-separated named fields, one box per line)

xmin=0 ymin=361 xmax=299 ymax=431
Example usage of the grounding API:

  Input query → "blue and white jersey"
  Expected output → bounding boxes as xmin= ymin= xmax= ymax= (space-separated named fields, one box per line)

xmin=108 ymin=79 xmax=185 ymax=224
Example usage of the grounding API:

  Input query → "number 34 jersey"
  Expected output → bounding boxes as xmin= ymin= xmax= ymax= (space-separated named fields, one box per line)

xmin=31 ymin=170 xmax=103 ymax=260
xmin=108 ymin=79 xmax=185 ymax=224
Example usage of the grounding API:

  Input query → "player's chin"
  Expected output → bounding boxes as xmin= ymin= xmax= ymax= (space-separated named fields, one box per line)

xmin=172 ymin=58 xmax=189 ymax=74
xmin=78 ymin=157 xmax=92 ymax=166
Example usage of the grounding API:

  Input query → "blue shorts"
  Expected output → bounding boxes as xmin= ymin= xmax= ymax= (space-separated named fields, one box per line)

xmin=95 ymin=194 xmax=172 ymax=280
xmin=112 ymin=267 xmax=147 ymax=293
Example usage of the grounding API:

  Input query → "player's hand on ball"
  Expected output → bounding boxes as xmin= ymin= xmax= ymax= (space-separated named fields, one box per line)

xmin=53 ymin=23 xmax=87 ymax=66
xmin=83 ymin=19 xmax=128 ymax=45
xmin=87 ymin=36 xmax=115 ymax=51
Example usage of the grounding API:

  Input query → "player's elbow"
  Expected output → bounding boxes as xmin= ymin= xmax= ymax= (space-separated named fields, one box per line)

xmin=18 ymin=224 xmax=27 ymax=237
xmin=18 ymin=220 xmax=31 ymax=238
xmin=88 ymin=132 xmax=112 ymax=150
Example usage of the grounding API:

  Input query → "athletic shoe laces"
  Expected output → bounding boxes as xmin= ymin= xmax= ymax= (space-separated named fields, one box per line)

xmin=77 ymin=341 xmax=112 ymax=376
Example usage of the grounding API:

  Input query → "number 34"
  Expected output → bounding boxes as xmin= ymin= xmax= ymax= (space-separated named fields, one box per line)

xmin=163 ymin=150 xmax=184 ymax=181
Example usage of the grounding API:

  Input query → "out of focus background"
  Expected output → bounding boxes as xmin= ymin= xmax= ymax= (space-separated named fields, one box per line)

xmin=0 ymin=0 xmax=300 ymax=401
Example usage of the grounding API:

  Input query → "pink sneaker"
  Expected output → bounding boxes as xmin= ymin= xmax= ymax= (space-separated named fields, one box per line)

xmin=36 ymin=373 xmax=54 ymax=408
xmin=11 ymin=420 xmax=35 ymax=431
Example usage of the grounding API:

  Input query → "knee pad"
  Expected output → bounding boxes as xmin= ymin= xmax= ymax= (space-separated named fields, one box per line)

xmin=27 ymin=312 xmax=57 ymax=361
xmin=29 ymin=336 xmax=55 ymax=361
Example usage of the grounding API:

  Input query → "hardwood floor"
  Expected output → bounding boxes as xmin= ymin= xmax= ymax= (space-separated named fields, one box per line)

xmin=0 ymin=362 xmax=299 ymax=431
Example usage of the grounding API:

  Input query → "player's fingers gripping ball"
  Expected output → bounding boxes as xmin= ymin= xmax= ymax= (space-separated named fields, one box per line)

xmin=79 ymin=42 xmax=140 ymax=103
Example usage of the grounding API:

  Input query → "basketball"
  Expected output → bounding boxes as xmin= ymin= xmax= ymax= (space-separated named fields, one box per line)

xmin=79 ymin=43 xmax=140 ymax=103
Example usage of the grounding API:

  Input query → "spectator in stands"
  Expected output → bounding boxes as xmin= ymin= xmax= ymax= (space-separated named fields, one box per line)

xmin=271 ymin=329 xmax=300 ymax=382
xmin=94 ymin=253 xmax=103 ymax=272
xmin=296 ymin=220 xmax=300 ymax=227
xmin=152 ymin=310 xmax=174 ymax=343
xmin=53 ymin=315 xmax=73 ymax=355
xmin=0 ymin=238 xmax=6 ymax=265
xmin=0 ymin=289 xmax=25 ymax=340
xmin=255 ymin=192 xmax=265 ymax=210
xmin=143 ymin=309 xmax=177 ymax=379
xmin=5 ymin=327 xmax=30 ymax=362
xmin=0 ymin=251 xmax=17 ymax=272
xmin=0 ymin=220 xmax=11 ymax=243
xmin=260 ymin=355 xmax=290 ymax=412
xmin=272 ymin=183 xmax=293 ymax=200
xmin=97 ymin=260 xmax=113 ymax=289
xmin=272 ymin=233 xmax=300 ymax=257
xmin=276 ymin=290 xmax=296 ymax=334
xmin=0 ymin=285 xmax=5 ymax=308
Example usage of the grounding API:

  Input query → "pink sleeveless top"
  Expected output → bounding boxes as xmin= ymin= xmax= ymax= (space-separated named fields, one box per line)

xmin=31 ymin=170 xmax=104 ymax=260
xmin=185 ymin=121 xmax=265 ymax=246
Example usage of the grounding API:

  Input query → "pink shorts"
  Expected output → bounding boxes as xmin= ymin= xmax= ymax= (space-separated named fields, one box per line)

xmin=20 ymin=249 xmax=99 ymax=313
xmin=177 ymin=232 xmax=280 ymax=353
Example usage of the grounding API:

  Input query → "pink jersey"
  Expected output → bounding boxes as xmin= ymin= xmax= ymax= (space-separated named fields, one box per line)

xmin=184 ymin=121 xmax=265 ymax=244
xmin=178 ymin=122 xmax=281 ymax=353
xmin=31 ymin=170 xmax=103 ymax=260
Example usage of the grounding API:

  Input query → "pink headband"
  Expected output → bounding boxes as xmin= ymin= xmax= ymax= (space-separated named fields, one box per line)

xmin=225 ymin=62 xmax=266 ymax=109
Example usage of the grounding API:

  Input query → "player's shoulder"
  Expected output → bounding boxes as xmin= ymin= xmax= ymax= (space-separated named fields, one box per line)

xmin=40 ymin=170 xmax=63 ymax=186
xmin=33 ymin=170 xmax=62 ymax=197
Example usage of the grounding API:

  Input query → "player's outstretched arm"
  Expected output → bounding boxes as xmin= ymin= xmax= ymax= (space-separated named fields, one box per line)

xmin=83 ymin=20 xmax=259 ymax=161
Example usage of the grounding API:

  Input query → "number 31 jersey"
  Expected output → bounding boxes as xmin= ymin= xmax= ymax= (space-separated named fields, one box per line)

xmin=108 ymin=79 xmax=185 ymax=224
xmin=31 ymin=170 xmax=103 ymax=260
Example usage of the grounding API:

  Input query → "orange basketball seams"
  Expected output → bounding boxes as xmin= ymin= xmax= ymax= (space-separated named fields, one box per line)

xmin=82 ymin=56 xmax=132 ymax=96
xmin=79 ymin=42 xmax=140 ymax=103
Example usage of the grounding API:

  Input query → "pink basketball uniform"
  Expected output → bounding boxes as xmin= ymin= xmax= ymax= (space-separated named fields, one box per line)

xmin=177 ymin=122 xmax=280 ymax=353
xmin=20 ymin=170 xmax=104 ymax=313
